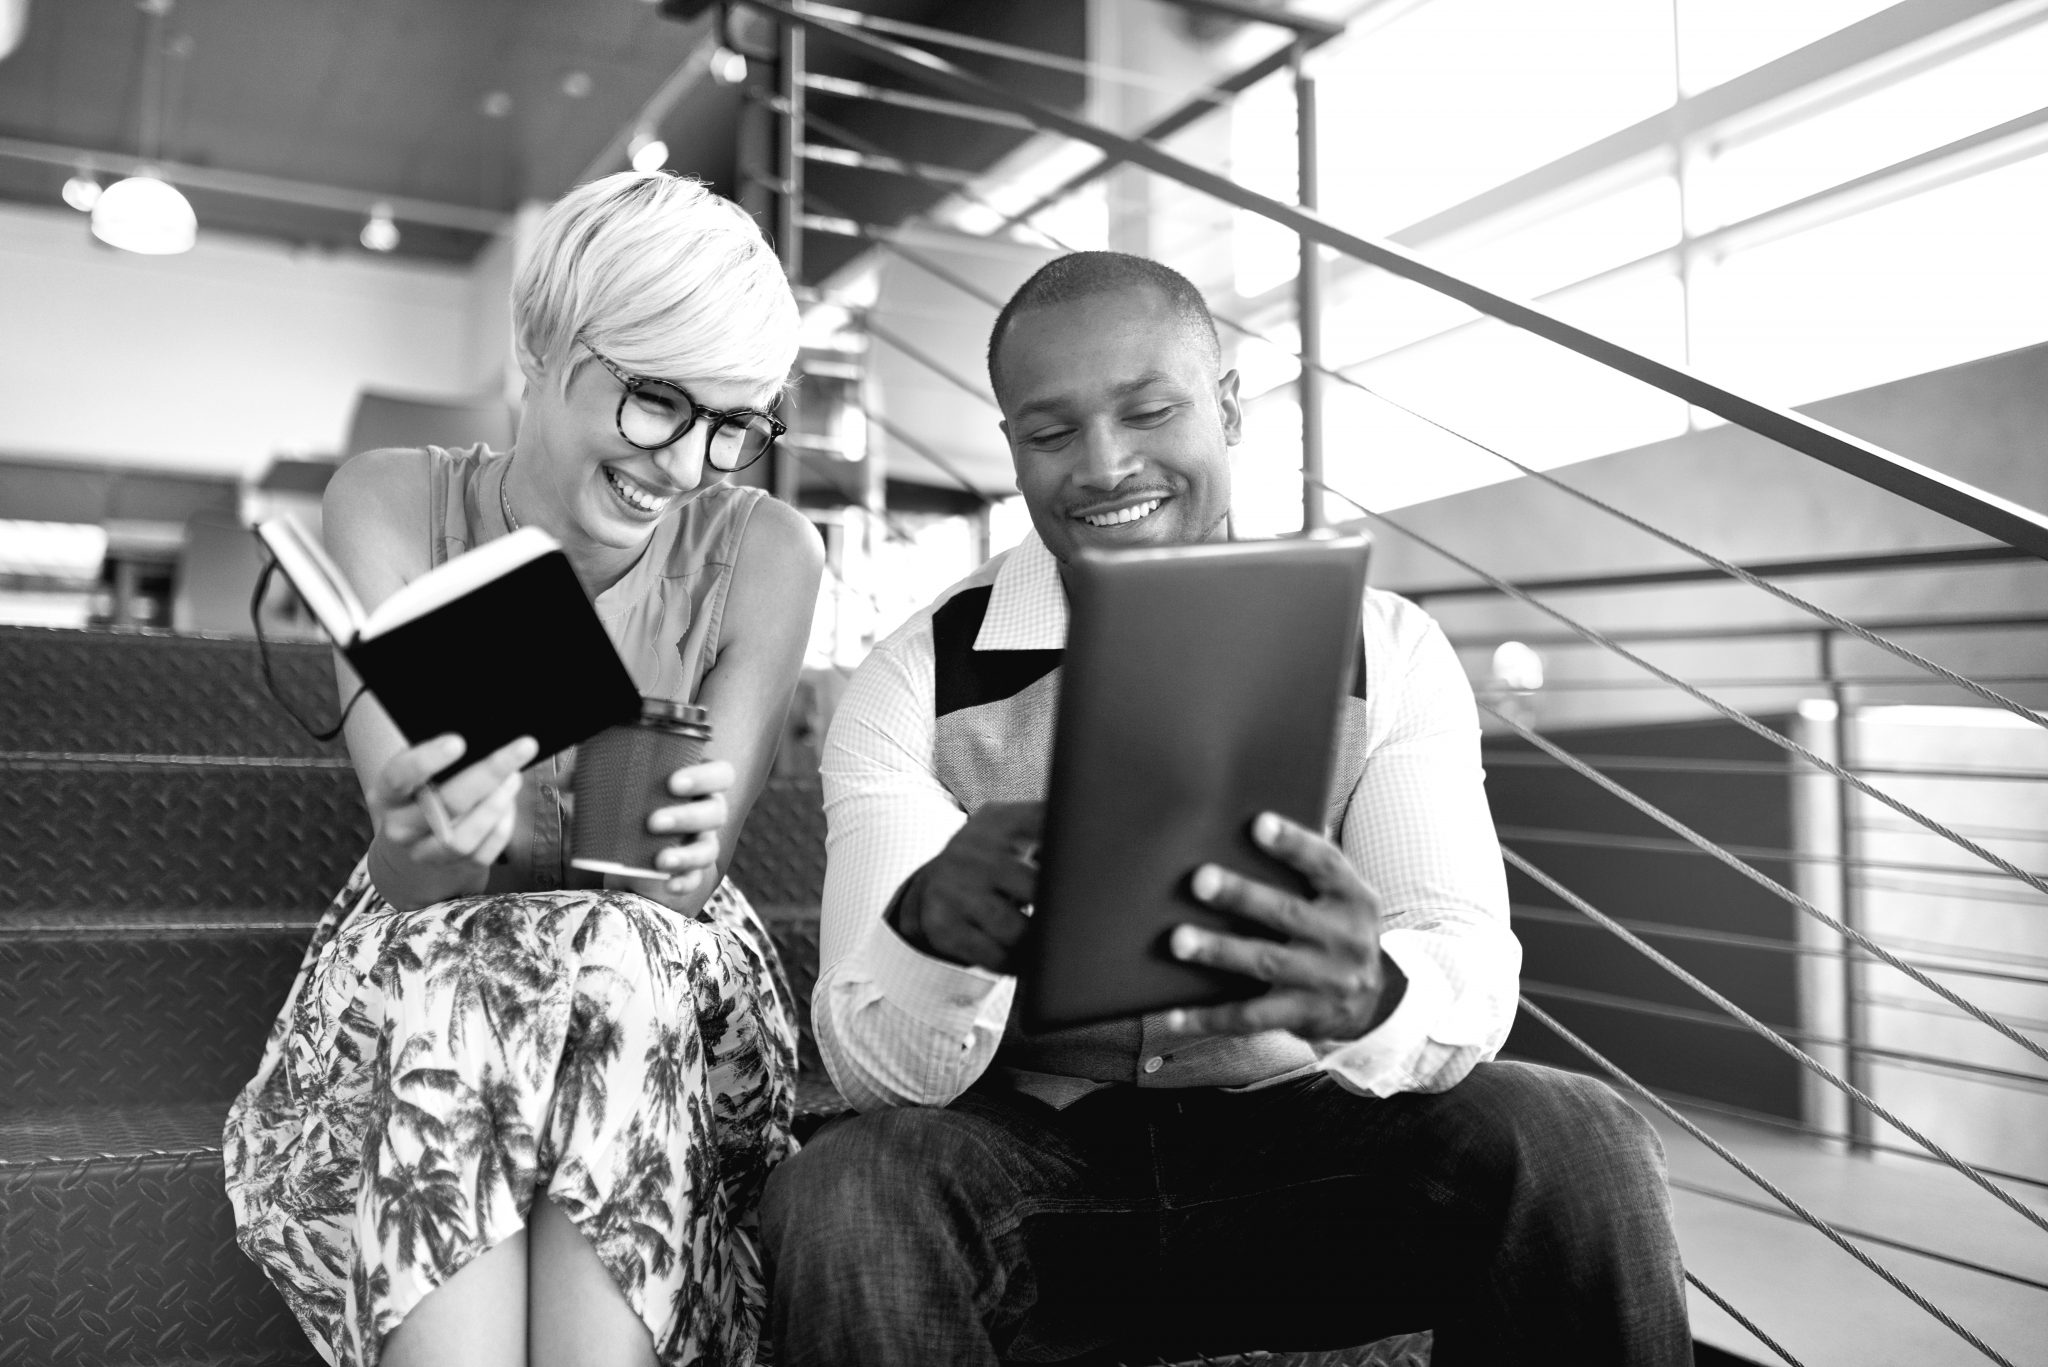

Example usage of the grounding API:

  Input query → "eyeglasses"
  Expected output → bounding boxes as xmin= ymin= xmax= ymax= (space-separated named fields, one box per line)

xmin=582 ymin=340 xmax=786 ymax=473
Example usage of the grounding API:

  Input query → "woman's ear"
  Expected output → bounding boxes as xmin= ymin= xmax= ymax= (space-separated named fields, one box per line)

xmin=514 ymin=339 xmax=548 ymax=391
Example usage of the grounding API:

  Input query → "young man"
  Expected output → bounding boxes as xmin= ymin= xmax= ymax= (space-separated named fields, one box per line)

xmin=761 ymin=253 xmax=1690 ymax=1366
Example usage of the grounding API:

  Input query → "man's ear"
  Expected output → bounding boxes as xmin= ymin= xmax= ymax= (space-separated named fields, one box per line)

xmin=1217 ymin=368 xmax=1244 ymax=446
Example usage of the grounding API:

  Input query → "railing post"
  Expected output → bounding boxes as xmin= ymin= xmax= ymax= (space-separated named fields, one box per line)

xmin=1292 ymin=39 xmax=1325 ymax=533
xmin=1821 ymin=631 xmax=1873 ymax=1153
xmin=775 ymin=17 xmax=805 ymax=507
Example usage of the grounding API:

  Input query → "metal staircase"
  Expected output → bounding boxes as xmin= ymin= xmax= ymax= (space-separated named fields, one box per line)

xmin=0 ymin=624 xmax=835 ymax=1367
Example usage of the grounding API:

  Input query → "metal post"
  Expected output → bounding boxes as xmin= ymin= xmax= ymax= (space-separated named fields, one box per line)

xmin=1292 ymin=40 xmax=1325 ymax=533
xmin=1821 ymin=632 xmax=1872 ymax=1153
xmin=776 ymin=20 xmax=805 ymax=282
xmin=775 ymin=18 xmax=805 ymax=506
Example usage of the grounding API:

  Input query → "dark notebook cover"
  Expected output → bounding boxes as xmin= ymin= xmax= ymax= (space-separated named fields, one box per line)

xmin=1017 ymin=535 xmax=1371 ymax=1033
xmin=345 ymin=551 xmax=641 ymax=766
xmin=259 ymin=517 xmax=641 ymax=768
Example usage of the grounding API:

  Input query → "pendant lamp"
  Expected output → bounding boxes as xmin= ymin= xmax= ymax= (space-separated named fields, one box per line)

xmin=92 ymin=0 xmax=196 ymax=255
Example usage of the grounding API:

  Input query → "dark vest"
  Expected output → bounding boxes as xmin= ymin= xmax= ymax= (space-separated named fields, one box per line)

xmin=929 ymin=583 xmax=1372 ymax=1094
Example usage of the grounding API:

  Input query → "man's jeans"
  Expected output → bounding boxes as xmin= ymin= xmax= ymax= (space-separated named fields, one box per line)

xmin=760 ymin=1061 xmax=1691 ymax=1366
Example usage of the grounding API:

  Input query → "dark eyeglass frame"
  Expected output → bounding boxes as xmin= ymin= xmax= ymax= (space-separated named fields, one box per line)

xmin=582 ymin=339 xmax=786 ymax=473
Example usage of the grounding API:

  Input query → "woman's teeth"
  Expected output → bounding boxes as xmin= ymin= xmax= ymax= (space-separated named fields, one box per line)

xmin=606 ymin=466 xmax=668 ymax=513
xmin=1082 ymin=499 xmax=1162 ymax=528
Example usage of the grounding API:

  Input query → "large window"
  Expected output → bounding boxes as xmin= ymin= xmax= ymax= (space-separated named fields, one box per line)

xmin=1218 ymin=0 xmax=2048 ymax=526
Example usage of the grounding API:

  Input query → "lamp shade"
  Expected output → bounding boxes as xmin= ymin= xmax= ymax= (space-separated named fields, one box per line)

xmin=91 ymin=174 xmax=197 ymax=255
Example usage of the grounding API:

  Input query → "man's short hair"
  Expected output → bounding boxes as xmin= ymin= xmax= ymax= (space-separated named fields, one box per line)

xmin=513 ymin=170 xmax=798 ymax=400
xmin=986 ymin=251 xmax=1222 ymax=403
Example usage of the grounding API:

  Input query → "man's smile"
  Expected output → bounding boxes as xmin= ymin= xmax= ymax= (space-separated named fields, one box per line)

xmin=1077 ymin=497 xmax=1165 ymax=528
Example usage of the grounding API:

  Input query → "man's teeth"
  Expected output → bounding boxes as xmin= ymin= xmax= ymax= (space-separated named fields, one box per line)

xmin=1082 ymin=499 xmax=1161 ymax=528
xmin=606 ymin=467 xmax=668 ymax=513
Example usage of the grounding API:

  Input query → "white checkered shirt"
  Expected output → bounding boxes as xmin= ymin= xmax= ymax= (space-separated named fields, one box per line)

xmin=816 ymin=530 xmax=1520 ymax=1113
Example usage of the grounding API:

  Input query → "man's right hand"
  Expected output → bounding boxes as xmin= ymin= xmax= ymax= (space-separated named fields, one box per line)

xmin=887 ymin=800 xmax=1044 ymax=973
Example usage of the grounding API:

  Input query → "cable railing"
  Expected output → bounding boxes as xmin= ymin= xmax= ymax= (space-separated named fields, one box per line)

xmin=716 ymin=2 xmax=2048 ymax=1362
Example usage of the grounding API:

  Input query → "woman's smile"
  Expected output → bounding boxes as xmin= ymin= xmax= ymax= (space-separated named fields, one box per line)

xmin=602 ymin=462 xmax=686 ymax=517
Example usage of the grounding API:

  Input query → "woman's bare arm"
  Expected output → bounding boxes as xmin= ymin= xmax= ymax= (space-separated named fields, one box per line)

xmin=325 ymin=449 xmax=535 ymax=910
xmin=634 ymin=495 xmax=824 ymax=916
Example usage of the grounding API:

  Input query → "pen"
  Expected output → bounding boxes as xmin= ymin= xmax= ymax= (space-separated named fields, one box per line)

xmin=416 ymin=783 xmax=458 ymax=847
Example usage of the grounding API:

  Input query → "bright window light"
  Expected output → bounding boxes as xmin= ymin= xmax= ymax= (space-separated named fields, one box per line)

xmin=0 ymin=520 xmax=110 ymax=580
xmin=1697 ymin=20 xmax=2048 ymax=230
xmin=1437 ymin=174 xmax=1683 ymax=302
xmin=1313 ymin=0 xmax=1677 ymax=237
xmin=1230 ymin=72 xmax=1299 ymax=298
xmin=1675 ymin=0 xmax=1899 ymax=94
xmin=1691 ymin=151 xmax=2048 ymax=406
xmin=1330 ymin=269 xmax=1689 ymax=507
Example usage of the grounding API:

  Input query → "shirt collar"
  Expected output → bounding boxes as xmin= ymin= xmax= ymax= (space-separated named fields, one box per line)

xmin=975 ymin=530 xmax=1068 ymax=652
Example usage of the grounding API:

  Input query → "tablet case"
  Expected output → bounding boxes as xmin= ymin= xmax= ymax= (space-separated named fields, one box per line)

xmin=1017 ymin=533 xmax=1371 ymax=1032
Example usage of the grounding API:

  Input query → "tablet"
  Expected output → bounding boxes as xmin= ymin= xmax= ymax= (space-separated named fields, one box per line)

xmin=1016 ymin=533 xmax=1371 ymax=1033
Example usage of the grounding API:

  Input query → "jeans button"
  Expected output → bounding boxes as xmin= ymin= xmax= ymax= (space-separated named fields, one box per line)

xmin=1143 ymin=1055 xmax=1164 ymax=1075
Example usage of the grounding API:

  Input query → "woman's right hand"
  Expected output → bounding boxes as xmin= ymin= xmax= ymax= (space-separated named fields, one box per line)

xmin=369 ymin=733 xmax=539 ymax=872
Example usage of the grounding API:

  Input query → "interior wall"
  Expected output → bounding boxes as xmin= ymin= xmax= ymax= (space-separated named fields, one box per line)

xmin=1371 ymin=341 xmax=2048 ymax=594
xmin=0 ymin=202 xmax=486 ymax=479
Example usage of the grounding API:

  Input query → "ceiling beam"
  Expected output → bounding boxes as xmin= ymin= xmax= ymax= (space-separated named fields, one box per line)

xmin=0 ymin=134 xmax=509 ymax=233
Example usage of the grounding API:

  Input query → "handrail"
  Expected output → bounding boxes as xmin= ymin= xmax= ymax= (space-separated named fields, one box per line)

xmin=740 ymin=0 xmax=2048 ymax=563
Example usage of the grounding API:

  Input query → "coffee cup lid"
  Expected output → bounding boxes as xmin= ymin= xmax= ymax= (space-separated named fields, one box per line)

xmin=639 ymin=697 xmax=710 ymax=727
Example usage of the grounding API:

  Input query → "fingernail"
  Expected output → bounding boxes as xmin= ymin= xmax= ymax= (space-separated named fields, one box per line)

xmin=1253 ymin=812 xmax=1280 ymax=844
xmin=1170 ymin=925 xmax=1201 ymax=960
xmin=1191 ymin=865 xmax=1219 ymax=900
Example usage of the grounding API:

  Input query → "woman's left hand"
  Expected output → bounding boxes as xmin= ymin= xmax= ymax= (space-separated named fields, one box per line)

xmin=649 ymin=758 xmax=735 ymax=897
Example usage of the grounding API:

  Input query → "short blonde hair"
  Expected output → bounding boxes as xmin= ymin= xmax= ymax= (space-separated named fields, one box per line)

xmin=512 ymin=171 xmax=798 ymax=402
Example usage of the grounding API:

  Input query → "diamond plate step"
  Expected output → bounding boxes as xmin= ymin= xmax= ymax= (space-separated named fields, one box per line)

xmin=0 ymin=627 xmax=842 ymax=1365
xmin=0 ymin=759 xmax=369 ymax=917
xmin=0 ymin=1107 xmax=319 ymax=1367
xmin=0 ymin=626 xmax=342 ymax=759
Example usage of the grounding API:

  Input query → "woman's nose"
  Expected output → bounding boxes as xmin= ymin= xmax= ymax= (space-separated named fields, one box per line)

xmin=653 ymin=423 xmax=709 ymax=486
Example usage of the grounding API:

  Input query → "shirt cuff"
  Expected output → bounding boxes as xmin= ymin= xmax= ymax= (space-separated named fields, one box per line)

xmin=1315 ymin=933 xmax=1451 ymax=1096
xmin=859 ymin=913 xmax=1010 ymax=1034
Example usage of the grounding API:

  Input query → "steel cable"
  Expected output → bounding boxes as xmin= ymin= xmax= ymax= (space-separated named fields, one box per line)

xmin=1311 ymin=477 xmax=2048 ymax=900
xmin=1519 ymin=999 xmax=2018 ymax=1366
xmin=1683 ymin=1272 xmax=1804 ymax=1367
xmin=799 ymin=133 xmax=2048 ymax=732
xmin=1505 ymin=845 xmax=2048 ymax=1236
xmin=1302 ymin=366 xmax=2048 ymax=734
xmin=1482 ymin=702 xmax=2048 ymax=1070
xmin=1668 ymin=1179 xmax=2048 ymax=1291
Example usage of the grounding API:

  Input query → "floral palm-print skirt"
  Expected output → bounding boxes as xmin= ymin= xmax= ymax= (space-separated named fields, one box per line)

xmin=224 ymin=860 xmax=797 ymax=1367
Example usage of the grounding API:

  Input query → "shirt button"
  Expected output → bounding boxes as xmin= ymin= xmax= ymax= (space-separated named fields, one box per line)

xmin=540 ymin=784 xmax=557 ymax=801
xmin=1143 ymin=1056 xmax=1164 ymax=1074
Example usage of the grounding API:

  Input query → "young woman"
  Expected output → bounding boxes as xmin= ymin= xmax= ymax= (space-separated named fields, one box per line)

xmin=226 ymin=171 xmax=823 ymax=1367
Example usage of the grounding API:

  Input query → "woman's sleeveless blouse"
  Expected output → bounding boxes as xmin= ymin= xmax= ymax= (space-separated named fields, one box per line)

xmin=429 ymin=443 xmax=768 ymax=892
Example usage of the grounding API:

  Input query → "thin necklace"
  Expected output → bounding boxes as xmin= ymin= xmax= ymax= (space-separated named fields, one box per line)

xmin=499 ymin=458 xmax=521 ymax=532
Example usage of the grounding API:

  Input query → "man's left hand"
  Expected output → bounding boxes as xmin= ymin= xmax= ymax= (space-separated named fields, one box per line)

xmin=1164 ymin=811 xmax=1404 ymax=1040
